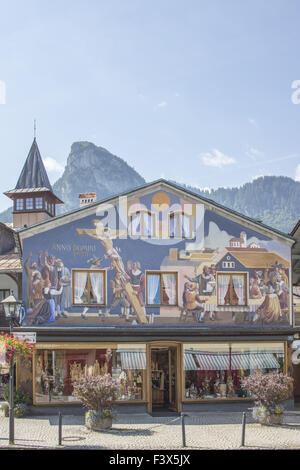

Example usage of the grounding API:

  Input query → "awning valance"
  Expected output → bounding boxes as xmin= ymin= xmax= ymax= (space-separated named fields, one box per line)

xmin=184 ymin=351 xmax=282 ymax=371
xmin=119 ymin=350 xmax=146 ymax=370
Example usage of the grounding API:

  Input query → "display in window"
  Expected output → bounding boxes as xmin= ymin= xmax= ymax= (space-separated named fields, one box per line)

xmin=184 ymin=342 xmax=284 ymax=400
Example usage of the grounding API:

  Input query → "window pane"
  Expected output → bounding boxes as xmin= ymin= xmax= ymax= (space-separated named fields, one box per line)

xmin=131 ymin=213 xmax=141 ymax=236
xmin=35 ymin=197 xmax=43 ymax=209
xmin=217 ymin=275 xmax=231 ymax=305
xmin=16 ymin=199 xmax=23 ymax=210
xmin=35 ymin=349 xmax=112 ymax=404
xmin=232 ymin=275 xmax=246 ymax=305
xmin=112 ymin=344 xmax=146 ymax=401
xmin=89 ymin=272 xmax=104 ymax=304
xmin=73 ymin=271 xmax=89 ymax=304
xmin=147 ymin=274 xmax=161 ymax=305
xmin=26 ymin=198 xmax=33 ymax=209
xmin=184 ymin=342 xmax=285 ymax=400
xmin=161 ymin=273 xmax=177 ymax=305
xmin=182 ymin=214 xmax=191 ymax=238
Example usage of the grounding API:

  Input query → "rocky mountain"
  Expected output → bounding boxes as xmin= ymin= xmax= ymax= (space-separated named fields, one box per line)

xmin=53 ymin=142 xmax=145 ymax=213
xmin=0 ymin=141 xmax=299 ymax=234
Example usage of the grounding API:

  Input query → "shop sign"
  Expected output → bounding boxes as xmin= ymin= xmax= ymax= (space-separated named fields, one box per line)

xmin=13 ymin=332 xmax=36 ymax=344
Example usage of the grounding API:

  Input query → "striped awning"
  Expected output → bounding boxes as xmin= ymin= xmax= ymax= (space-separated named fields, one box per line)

xmin=184 ymin=353 xmax=198 ymax=370
xmin=186 ymin=351 xmax=282 ymax=371
xmin=119 ymin=351 xmax=146 ymax=370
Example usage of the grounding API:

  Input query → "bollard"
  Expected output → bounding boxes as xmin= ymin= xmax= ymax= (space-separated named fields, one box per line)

xmin=181 ymin=413 xmax=186 ymax=448
xmin=240 ymin=412 xmax=246 ymax=447
xmin=58 ymin=412 xmax=62 ymax=446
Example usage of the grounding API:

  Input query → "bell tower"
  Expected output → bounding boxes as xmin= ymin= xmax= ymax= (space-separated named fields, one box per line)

xmin=4 ymin=138 xmax=64 ymax=229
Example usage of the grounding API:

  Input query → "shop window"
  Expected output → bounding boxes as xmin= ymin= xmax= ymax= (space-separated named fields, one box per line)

xmin=169 ymin=212 xmax=193 ymax=238
xmin=146 ymin=271 xmax=178 ymax=306
xmin=72 ymin=270 xmax=106 ymax=306
xmin=217 ymin=273 xmax=247 ymax=306
xmin=34 ymin=345 xmax=146 ymax=404
xmin=184 ymin=342 xmax=285 ymax=401
xmin=130 ymin=211 xmax=156 ymax=237
xmin=16 ymin=199 xmax=24 ymax=210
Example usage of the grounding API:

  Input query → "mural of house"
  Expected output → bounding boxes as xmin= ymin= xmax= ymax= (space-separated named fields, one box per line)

xmin=1 ymin=137 xmax=298 ymax=413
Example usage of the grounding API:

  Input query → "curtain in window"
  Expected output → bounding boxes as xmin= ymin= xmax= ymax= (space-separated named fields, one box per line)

xmin=162 ymin=273 xmax=177 ymax=305
xmin=74 ymin=272 xmax=88 ymax=304
xmin=182 ymin=214 xmax=191 ymax=238
xmin=89 ymin=272 xmax=104 ymax=304
xmin=147 ymin=274 xmax=160 ymax=304
xmin=232 ymin=275 xmax=245 ymax=305
xmin=218 ymin=275 xmax=231 ymax=305
xmin=143 ymin=212 xmax=152 ymax=236
xmin=131 ymin=213 xmax=141 ymax=236
xmin=169 ymin=215 xmax=175 ymax=237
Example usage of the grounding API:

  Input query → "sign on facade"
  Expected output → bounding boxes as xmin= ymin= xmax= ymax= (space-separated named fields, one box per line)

xmin=13 ymin=332 xmax=36 ymax=344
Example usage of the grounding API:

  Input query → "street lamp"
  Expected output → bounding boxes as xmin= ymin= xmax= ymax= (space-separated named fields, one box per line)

xmin=1 ymin=293 xmax=22 ymax=445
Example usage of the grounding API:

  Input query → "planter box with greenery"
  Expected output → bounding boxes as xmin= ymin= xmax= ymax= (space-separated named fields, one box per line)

xmin=241 ymin=371 xmax=294 ymax=425
xmin=72 ymin=374 xmax=120 ymax=431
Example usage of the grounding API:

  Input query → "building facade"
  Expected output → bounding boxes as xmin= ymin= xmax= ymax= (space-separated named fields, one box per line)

xmin=13 ymin=179 xmax=295 ymax=413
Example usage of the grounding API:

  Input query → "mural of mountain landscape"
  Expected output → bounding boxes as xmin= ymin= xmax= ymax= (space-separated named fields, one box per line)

xmin=0 ymin=141 xmax=299 ymax=234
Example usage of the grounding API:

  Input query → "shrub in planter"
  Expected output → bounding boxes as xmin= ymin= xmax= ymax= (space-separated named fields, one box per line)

xmin=241 ymin=371 xmax=293 ymax=425
xmin=72 ymin=374 xmax=120 ymax=431
xmin=3 ymin=387 xmax=31 ymax=418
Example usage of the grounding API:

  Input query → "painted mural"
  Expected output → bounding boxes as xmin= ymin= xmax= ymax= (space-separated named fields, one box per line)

xmin=21 ymin=189 xmax=292 ymax=327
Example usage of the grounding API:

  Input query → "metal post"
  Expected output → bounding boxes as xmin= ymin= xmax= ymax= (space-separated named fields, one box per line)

xmin=9 ymin=318 xmax=14 ymax=445
xmin=181 ymin=413 xmax=186 ymax=448
xmin=240 ymin=412 xmax=246 ymax=447
xmin=58 ymin=412 xmax=62 ymax=446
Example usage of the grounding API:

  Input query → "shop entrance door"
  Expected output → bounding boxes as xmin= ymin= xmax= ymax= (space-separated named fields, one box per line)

xmin=150 ymin=346 xmax=178 ymax=413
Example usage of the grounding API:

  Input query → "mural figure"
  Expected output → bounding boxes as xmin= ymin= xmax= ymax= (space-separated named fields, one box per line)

xmin=76 ymin=220 xmax=148 ymax=323
xmin=106 ymin=271 xmax=131 ymax=320
xmin=180 ymin=282 xmax=205 ymax=322
xmin=55 ymin=258 xmax=71 ymax=318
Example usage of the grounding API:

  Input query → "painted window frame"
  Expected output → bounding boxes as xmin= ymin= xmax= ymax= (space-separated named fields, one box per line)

xmin=129 ymin=210 xmax=157 ymax=238
xmin=72 ymin=269 xmax=107 ymax=307
xmin=145 ymin=270 xmax=179 ymax=307
xmin=216 ymin=272 xmax=248 ymax=307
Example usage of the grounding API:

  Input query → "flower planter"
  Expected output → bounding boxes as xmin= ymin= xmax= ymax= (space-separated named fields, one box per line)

xmin=85 ymin=410 xmax=113 ymax=431
xmin=252 ymin=407 xmax=284 ymax=425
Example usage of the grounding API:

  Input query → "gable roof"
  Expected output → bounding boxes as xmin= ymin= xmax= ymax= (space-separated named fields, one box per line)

xmin=16 ymin=179 xmax=295 ymax=245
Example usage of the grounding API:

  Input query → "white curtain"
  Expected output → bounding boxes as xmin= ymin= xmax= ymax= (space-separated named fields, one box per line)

xmin=131 ymin=213 xmax=141 ymax=236
xmin=147 ymin=274 xmax=160 ymax=304
xmin=90 ymin=272 xmax=104 ymax=304
xmin=169 ymin=214 xmax=175 ymax=237
xmin=232 ymin=275 xmax=245 ymax=305
xmin=143 ymin=212 xmax=152 ymax=237
xmin=218 ymin=275 xmax=230 ymax=305
xmin=162 ymin=273 xmax=177 ymax=305
xmin=182 ymin=214 xmax=191 ymax=238
xmin=74 ymin=271 xmax=88 ymax=304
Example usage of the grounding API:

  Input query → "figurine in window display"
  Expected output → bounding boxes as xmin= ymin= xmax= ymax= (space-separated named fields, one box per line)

xmin=202 ymin=374 xmax=211 ymax=396
xmin=226 ymin=374 xmax=235 ymax=397
xmin=213 ymin=373 xmax=221 ymax=397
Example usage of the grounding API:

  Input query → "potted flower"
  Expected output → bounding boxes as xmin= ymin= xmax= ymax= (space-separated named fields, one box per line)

xmin=241 ymin=371 xmax=294 ymax=425
xmin=72 ymin=374 xmax=120 ymax=431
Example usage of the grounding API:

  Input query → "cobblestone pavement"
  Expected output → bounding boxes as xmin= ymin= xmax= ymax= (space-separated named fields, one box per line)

xmin=0 ymin=412 xmax=300 ymax=450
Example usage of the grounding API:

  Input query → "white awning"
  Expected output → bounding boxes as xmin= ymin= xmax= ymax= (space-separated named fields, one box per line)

xmin=186 ymin=351 xmax=282 ymax=371
xmin=119 ymin=350 xmax=146 ymax=370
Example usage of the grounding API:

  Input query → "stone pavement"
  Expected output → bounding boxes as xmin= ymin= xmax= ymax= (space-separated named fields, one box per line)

xmin=0 ymin=412 xmax=300 ymax=450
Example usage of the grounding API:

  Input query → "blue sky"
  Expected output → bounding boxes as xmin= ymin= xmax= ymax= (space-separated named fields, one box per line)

xmin=1 ymin=0 xmax=300 ymax=211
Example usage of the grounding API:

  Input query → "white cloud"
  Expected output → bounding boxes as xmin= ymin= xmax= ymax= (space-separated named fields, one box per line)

xmin=157 ymin=101 xmax=167 ymax=108
xmin=295 ymin=164 xmax=300 ymax=182
xmin=43 ymin=157 xmax=65 ymax=175
xmin=248 ymin=117 xmax=258 ymax=127
xmin=246 ymin=147 xmax=264 ymax=160
xmin=201 ymin=149 xmax=236 ymax=168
